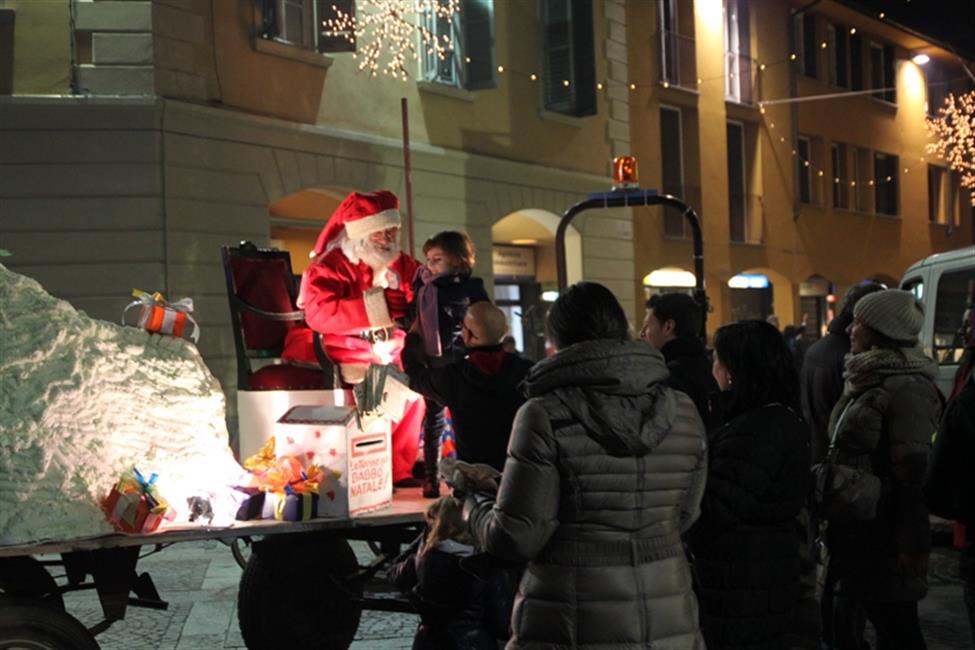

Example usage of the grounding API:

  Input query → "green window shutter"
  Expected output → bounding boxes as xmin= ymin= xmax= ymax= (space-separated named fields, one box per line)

xmin=317 ymin=0 xmax=356 ymax=53
xmin=570 ymin=0 xmax=597 ymax=116
xmin=260 ymin=0 xmax=278 ymax=39
xmin=835 ymin=24 xmax=848 ymax=87
xmin=543 ymin=0 xmax=573 ymax=112
xmin=850 ymin=33 xmax=863 ymax=90
xmin=542 ymin=0 xmax=596 ymax=116
xmin=463 ymin=0 xmax=496 ymax=89
xmin=883 ymin=43 xmax=896 ymax=103
xmin=802 ymin=13 xmax=817 ymax=78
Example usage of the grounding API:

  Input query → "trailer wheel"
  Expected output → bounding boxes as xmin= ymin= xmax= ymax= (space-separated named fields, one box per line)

xmin=0 ymin=557 xmax=63 ymax=609
xmin=238 ymin=536 xmax=362 ymax=649
xmin=229 ymin=536 xmax=253 ymax=569
xmin=0 ymin=599 xmax=99 ymax=649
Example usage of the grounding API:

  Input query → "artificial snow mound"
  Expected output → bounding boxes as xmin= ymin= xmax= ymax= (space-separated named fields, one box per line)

xmin=0 ymin=263 xmax=245 ymax=546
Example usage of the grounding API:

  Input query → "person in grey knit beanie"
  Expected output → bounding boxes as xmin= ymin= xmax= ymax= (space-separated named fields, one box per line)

xmin=852 ymin=289 xmax=925 ymax=345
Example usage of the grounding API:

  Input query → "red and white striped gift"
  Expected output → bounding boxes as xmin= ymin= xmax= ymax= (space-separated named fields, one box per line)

xmin=122 ymin=289 xmax=200 ymax=343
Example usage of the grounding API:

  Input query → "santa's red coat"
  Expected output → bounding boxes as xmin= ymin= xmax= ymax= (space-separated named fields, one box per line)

xmin=282 ymin=248 xmax=421 ymax=367
xmin=281 ymin=248 xmax=424 ymax=483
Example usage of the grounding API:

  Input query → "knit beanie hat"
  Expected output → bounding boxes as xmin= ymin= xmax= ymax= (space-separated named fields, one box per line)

xmin=853 ymin=289 xmax=925 ymax=343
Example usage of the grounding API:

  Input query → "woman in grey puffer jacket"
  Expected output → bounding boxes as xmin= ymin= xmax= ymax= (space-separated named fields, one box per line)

xmin=465 ymin=282 xmax=708 ymax=649
xmin=824 ymin=289 xmax=942 ymax=649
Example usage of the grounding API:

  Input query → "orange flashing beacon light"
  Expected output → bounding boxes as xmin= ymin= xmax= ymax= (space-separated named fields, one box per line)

xmin=612 ymin=155 xmax=639 ymax=190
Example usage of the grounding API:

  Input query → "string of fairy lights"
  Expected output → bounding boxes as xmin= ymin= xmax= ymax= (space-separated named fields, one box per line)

xmin=465 ymin=58 xmax=964 ymax=194
xmin=322 ymin=2 xmax=972 ymax=197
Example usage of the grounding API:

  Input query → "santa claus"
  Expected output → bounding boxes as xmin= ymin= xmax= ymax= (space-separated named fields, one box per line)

xmin=282 ymin=190 xmax=425 ymax=486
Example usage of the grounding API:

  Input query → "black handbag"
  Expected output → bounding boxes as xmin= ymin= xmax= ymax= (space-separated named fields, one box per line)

xmin=811 ymin=400 xmax=883 ymax=523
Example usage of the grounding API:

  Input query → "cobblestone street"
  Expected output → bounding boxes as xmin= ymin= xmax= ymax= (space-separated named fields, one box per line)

xmin=59 ymin=540 xmax=416 ymax=650
xmin=51 ymin=538 xmax=972 ymax=649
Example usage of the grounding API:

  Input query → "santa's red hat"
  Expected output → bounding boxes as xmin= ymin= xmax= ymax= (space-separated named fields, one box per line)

xmin=312 ymin=190 xmax=402 ymax=256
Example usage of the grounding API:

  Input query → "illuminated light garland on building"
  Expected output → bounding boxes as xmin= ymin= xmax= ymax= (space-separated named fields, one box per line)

xmin=926 ymin=90 xmax=975 ymax=206
xmin=436 ymin=64 xmax=961 ymax=219
xmin=322 ymin=0 xmax=461 ymax=80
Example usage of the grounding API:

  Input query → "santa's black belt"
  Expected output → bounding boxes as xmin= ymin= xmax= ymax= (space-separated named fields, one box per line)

xmin=357 ymin=327 xmax=394 ymax=343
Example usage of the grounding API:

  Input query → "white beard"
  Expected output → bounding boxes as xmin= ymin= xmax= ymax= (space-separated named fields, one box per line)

xmin=338 ymin=235 xmax=400 ymax=288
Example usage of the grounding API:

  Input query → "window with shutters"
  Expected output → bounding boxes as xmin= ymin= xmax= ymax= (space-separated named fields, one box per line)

xmin=827 ymin=23 xmax=849 ymax=88
xmin=850 ymin=32 xmax=863 ymax=90
xmin=542 ymin=0 xmax=597 ymax=117
xmin=724 ymin=0 xmax=754 ymax=104
xmin=927 ymin=62 xmax=944 ymax=116
xmin=851 ymin=146 xmax=865 ymax=211
xmin=259 ymin=0 xmax=357 ymax=53
xmin=657 ymin=0 xmax=697 ymax=91
xmin=727 ymin=121 xmax=747 ymax=242
xmin=925 ymin=61 xmax=972 ymax=118
xmin=793 ymin=12 xmax=816 ymax=79
xmin=831 ymin=142 xmax=848 ymax=209
xmin=421 ymin=0 xmax=496 ymax=90
xmin=660 ymin=107 xmax=686 ymax=238
xmin=874 ymin=152 xmax=898 ymax=216
xmin=928 ymin=165 xmax=962 ymax=226
xmin=797 ymin=136 xmax=812 ymax=204
xmin=869 ymin=41 xmax=896 ymax=104
xmin=421 ymin=0 xmax=463 ymax=86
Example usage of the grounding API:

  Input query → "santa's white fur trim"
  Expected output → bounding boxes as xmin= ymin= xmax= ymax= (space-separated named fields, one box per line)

xmin=363 ymin=287 xmax=393 ymax=328
xmin=344 ymin=209 xmax=401 ymax=240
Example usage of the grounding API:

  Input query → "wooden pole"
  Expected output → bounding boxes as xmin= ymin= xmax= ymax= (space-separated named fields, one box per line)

xmin=401 ymin=97 xmax=415 ymax=256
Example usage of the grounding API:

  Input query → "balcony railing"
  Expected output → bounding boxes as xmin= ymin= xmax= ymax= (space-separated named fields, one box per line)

xmin=724 ymin=51 xmax=761 ymax=105
xmin=658 ymin=30 xmax=698 ymax=91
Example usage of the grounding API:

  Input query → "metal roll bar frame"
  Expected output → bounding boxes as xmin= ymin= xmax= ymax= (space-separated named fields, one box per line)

xmin=555 ymin=189 xmax=708 ymax=340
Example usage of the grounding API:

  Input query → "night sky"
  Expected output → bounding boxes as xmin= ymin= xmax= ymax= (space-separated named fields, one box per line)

xmin=845 ymin=0 xmax=975 ymax=59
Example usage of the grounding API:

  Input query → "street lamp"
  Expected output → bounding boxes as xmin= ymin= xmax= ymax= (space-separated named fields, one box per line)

xmin=912 ymin=53 xmax=930 ymax=65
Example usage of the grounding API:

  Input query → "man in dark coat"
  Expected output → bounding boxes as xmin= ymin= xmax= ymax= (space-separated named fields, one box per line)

xmin=403 ymin=302 xmax=533 ymax=479
xmin=800 ymin=281 xmax=885 ymax=464
xmin=640 ymin=293 xmax=719 ymax=429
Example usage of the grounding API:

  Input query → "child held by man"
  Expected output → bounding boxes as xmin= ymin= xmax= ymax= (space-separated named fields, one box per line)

xmin=410 ymin=231 xmax=489 ymax=497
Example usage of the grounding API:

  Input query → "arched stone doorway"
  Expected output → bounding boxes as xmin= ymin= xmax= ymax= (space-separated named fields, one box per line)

xmin=642 ymin=266 xmax=697 ymax=301
xmin=727 ymin=267 xmax=795 ymax=327
xmin=491 ymin=209 xmax=582 ymax=360
xmin=269 ymin=187 xmax=348 ymax=274
xmin=799 ymin=274 xmax=837 ymax=340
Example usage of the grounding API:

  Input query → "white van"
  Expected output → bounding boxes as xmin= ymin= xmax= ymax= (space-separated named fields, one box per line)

xmin=899 ymin=245 xmax=975 ymax=397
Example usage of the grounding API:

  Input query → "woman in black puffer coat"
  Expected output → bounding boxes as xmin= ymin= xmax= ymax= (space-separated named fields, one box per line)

xmin=687 ymin=319 xmax=811 ymax=650
xmin=464 ymin=282 xmax=708 ymax=649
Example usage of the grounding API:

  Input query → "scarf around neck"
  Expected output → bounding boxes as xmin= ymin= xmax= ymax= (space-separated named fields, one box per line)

xmin=413 ymin=266 xmax=449 ymax=357
xmin=828 ymin=345 xmax=938 ymax=434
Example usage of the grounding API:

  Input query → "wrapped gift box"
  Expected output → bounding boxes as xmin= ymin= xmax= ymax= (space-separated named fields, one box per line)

xmin=103 ymin=468 xmax=176 ymax=533
xmin=275 ymin=405 xmax=392 ymax=518
xmin=235 ymin=490 xmax=318 ymax=522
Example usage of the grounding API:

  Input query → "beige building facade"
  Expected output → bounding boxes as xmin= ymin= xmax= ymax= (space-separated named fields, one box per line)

xmin=1 ymin=0 xmax=644 ymax=432
xmin=628 ymin=0 xmax=973 ymax=336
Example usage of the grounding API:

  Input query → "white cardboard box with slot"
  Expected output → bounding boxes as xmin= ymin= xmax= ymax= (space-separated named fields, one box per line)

xmin=274 ymin=405 xmax=392 ymax=518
